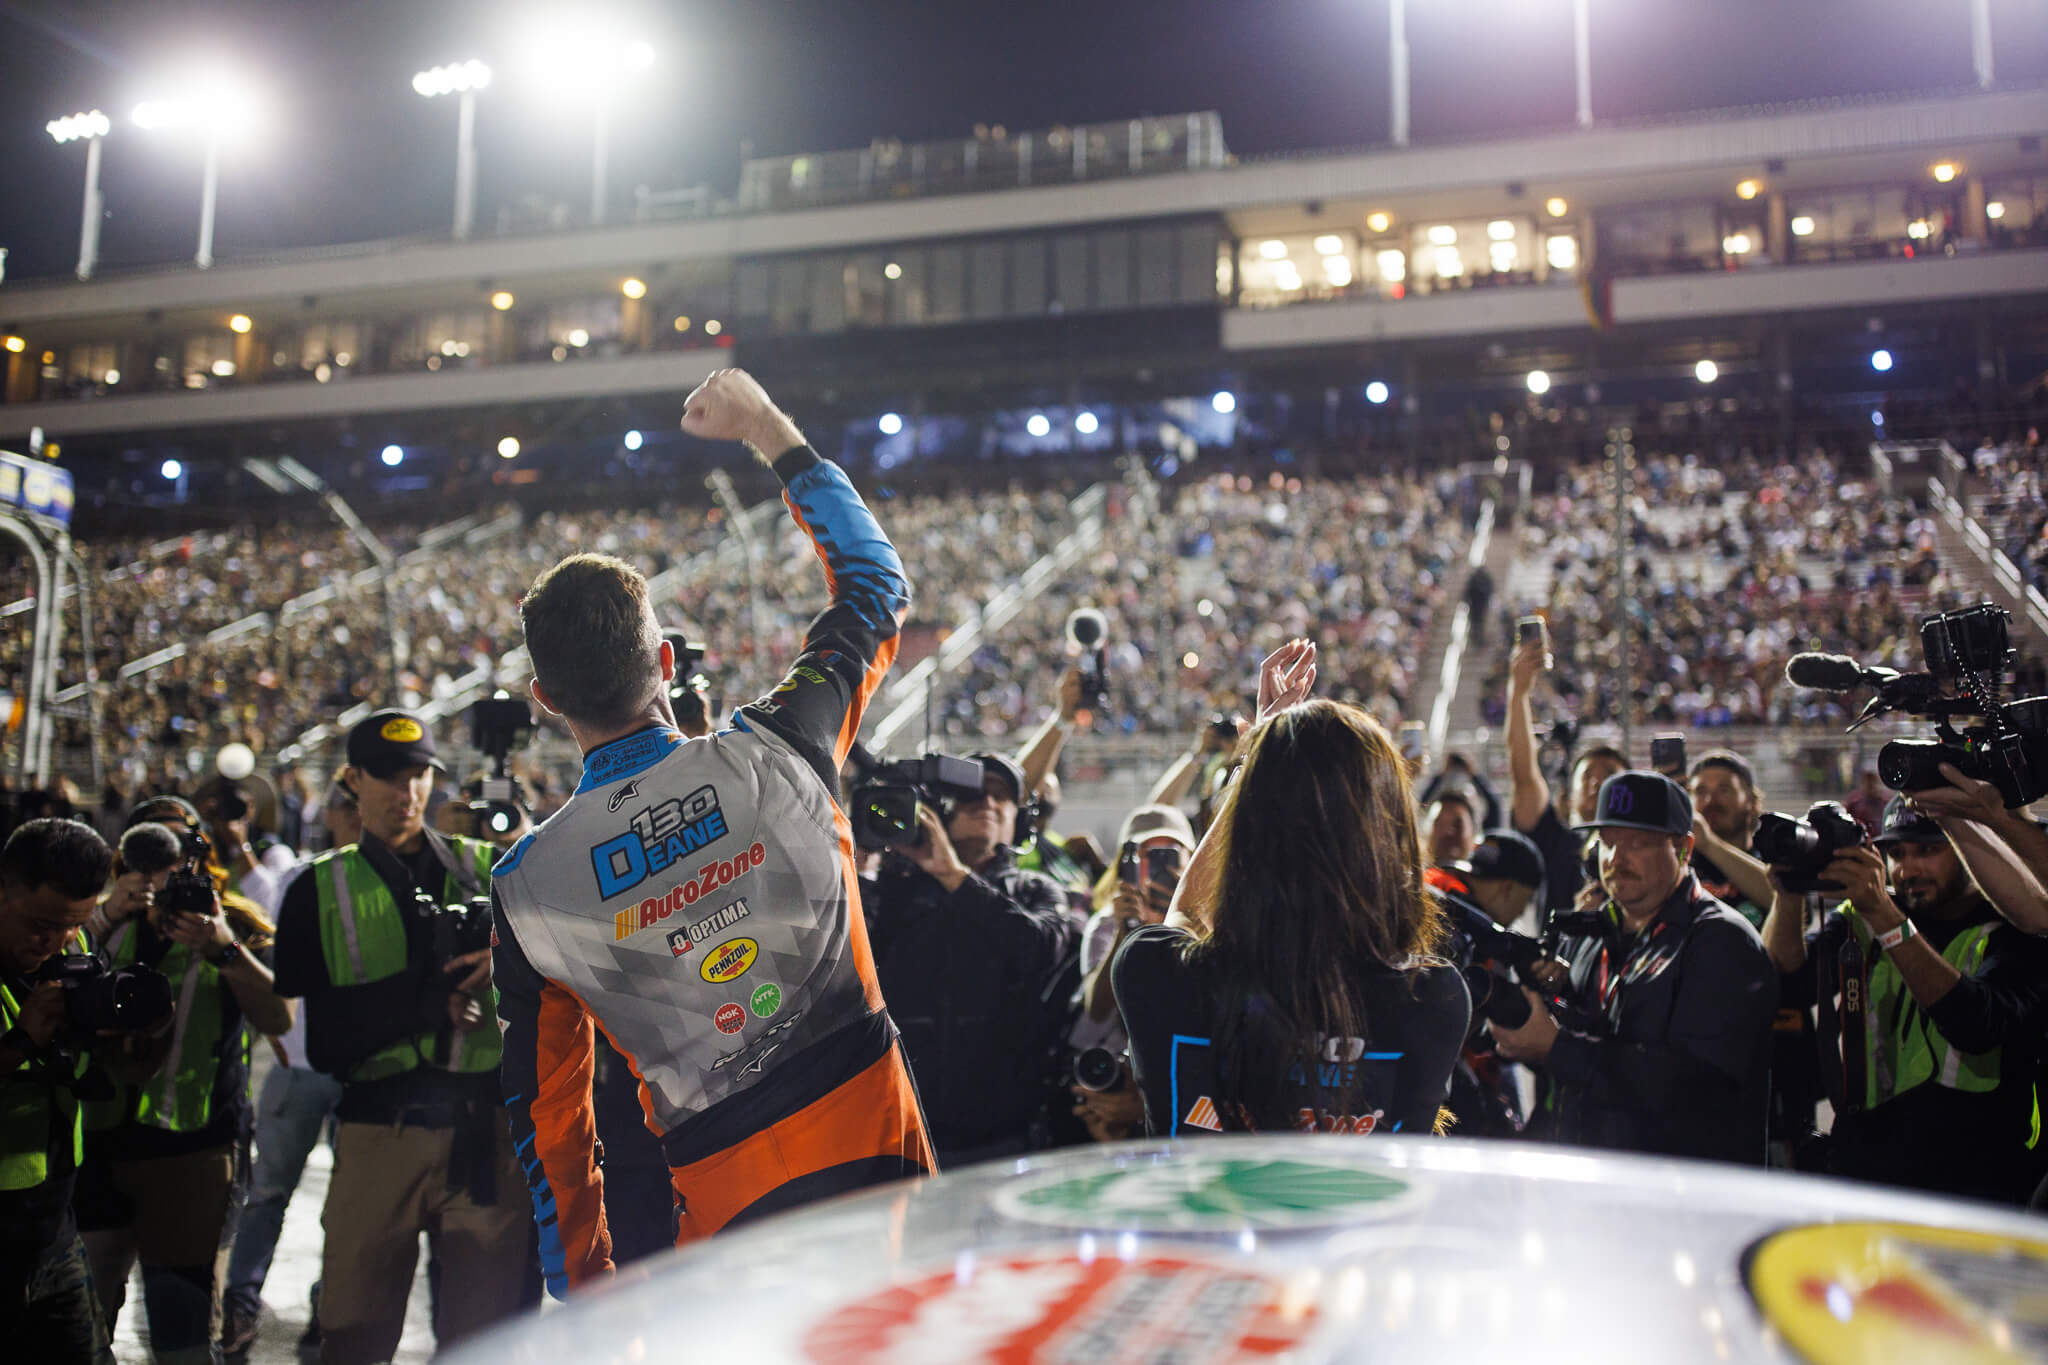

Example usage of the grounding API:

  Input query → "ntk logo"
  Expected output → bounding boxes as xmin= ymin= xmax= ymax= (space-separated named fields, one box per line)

xmin=592 ymin=784 xmax=728 ymax=898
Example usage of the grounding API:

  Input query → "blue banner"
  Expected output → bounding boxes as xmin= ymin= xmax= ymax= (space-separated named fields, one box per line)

xmin=0 ymin=450 xmax=74 ymax=529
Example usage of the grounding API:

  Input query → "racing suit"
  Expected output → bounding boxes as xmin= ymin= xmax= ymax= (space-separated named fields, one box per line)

xmin=492 ymin=445 xmax=935 ymax=1297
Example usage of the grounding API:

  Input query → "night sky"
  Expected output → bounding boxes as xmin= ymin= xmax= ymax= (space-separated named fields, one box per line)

xmin=2 ymin=0 xmax=2046 ymax=282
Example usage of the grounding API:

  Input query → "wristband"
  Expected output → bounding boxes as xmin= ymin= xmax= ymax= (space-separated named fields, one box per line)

xmin=1874 ymin=920 xmax=1916 ymax=952
xmin=207 ymin=941 xmax=241 ymax=967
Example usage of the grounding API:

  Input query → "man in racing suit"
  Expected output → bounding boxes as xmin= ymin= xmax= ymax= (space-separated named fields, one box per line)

xmin=492 ymin=369 xmax=934 ymax=1298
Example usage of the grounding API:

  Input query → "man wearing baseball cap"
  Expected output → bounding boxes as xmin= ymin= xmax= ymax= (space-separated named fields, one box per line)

xmin=864 ymin=747 xmax=1077 ymax=1165
xmin=1761 ymin=795 xmax=2048 ymax=1205
xmin=271 ymin=708 xmax=525 ymax=1362
xmin=1492 ymin=771 xmax=1778 ymax=1166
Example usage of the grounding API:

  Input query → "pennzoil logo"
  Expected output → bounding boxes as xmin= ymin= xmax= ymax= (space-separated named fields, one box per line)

xmin=700 ymin=937 xmax=759 ymax=984
xmin=379 ymin=717 xmax=424 ymax=743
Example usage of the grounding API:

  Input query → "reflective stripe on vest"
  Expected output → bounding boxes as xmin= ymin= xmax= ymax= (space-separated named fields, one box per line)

xmin=104 ymin=922 xmax=232 ymax=1134
xmin=309 ymin=839 xmax=500 ymax=1085
xmin=0 ymin=936 xmax=89 ymax=1192
xmin=1861 ymin=917 xmax=2001 ymax=1109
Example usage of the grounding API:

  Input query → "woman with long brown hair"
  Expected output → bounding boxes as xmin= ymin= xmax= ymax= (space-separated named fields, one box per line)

xmin=1113 ymin=640 xmax=1470 ymax=1136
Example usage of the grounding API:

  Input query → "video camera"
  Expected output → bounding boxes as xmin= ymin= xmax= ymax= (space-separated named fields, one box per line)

xmin=1786 ymin=604 xmax=2048 ymax=808
xmin=663 ymin=631 xmax=719 ymax=732
xmin=1443 ymin=896 xmax=1553 ymax=1030
xmin=845 ymin=746 xmax=988 ymax=851
xmin=1753 ymin=801 xmax=1868 ymax=895
xmin=1066 ymin=608 xmax=1110 ymax=714
xmin=468 ymin=694 xmax=535 ymax=838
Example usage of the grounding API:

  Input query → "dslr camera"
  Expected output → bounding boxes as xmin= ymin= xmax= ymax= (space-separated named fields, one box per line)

xmin=1787 ymin=604 xmax=2048 ymax=808
xmin=33 ymin=952 xmax=175 ymax=1040
xmin=845 ymin=746 xmax=988 ymax=851
xmin=1753 ymin=801 xmax=1868 ymax=895
xmin=156 ymin=828 xmax=221 ymax=923
xmin=416 ymin=890 xmax=495 ymax=972
xmin=663 ymin=632 xmax=719 ymax=732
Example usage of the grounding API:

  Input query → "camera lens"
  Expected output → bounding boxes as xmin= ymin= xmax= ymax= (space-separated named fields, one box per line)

xmin=1751 ymin=812 xmax=1820 ymax=867
xmin=1878 ymin=738 xmax=1967 ymax=794
xmin=1072 ymin=1047 xmax=1121 ymax=1092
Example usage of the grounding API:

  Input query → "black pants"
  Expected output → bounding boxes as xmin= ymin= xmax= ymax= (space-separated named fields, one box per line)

xmin=1 ymin=1226 xmax=114 ymax=1365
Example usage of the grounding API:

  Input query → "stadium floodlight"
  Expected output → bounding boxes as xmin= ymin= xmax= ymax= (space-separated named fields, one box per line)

xmin=131 ymin=69 xmax=262 ymax=269
xmin=1545 ymin=197 xmax=1568 ymax=218
xmin=491 ymin=291 xmax=515 ymax=311
xmin=412 ymin=59 xmax=492 ymax=240
xmin=1736 ymin=179 xmax=1761 ymax=201
xmin=1075 ymin=411 xmax=1100 ymax=435
xmin=878 ymin=413 xmax=904 ymax=436
xmin=1258 ymin=240 xmax=1288 ymax=260
xmin=1870 ymin=349 xmax=1893 ymax=373
xmin=1393 ymin=0 xmax=1590 ymax=141
xmin=228 ymin=314 xmax=252 ymax=334
xmin=1525 ymin=370 xmax=1551 ymax=395
xmin=1212 ymin=391 xmax=1236 ymax=415
xmin=621 ymin=277 xmax=646 ymax=299
xmin=1790 ymin=216 xmax=1816 ymax=237
xmin=1694 ymin=359 xmax=1718 ymax=384
xmin=497 ymin=436 xmax=521 ymax=458
xmin=161 ymin=459 xmax=184 ymax=480
xmin=1931 ymin=162 xmax=1958 ymax=184
xmin=623 ymin=429 xmax=643 ymax=451
xmin=46 ymin=110 xmax=111 ymax=280
xmin=1365 ymin=381 xmax=1390 ymax=405
xmin=519 ymin=17 xmax=656 ymax=225
xmin=1366 ymin=211 xmax=1392 ymax=234
xmin=380 ymin=445 xmax=404 ymax=467
xmin=1025 ymin=413 xmax=1051 ymax=438
xmin=1986 ymin=201 xmax=2005 ymax=221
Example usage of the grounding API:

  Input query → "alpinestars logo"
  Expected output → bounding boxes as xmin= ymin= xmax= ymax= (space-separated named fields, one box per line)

xmin=607 ymin=780 xmax=641 ymax=814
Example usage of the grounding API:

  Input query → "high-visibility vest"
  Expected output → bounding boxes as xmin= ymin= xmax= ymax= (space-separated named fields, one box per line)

xmin=99 ymin=921 xmax=234 ymax=1133
xmin=310 ymin=838 xmax=500 ymax=1085
xmin=0 ymin=934 xmax=91 ymax=1192
xmin=1856 ymin=915 xmax=2038 ymax=1148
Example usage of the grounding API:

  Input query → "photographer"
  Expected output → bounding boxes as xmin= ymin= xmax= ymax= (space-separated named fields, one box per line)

xmin=271 ymin=709 xmax=521 ymax=1364
xmin=1423 ymin=789 xmax=1481 ymax=867
xmin=1428 ymin=833 xmax=1546 ymax=1137
xmin=865 ymin=752 xmax=1078 ymax=1165
xmin=1685 ymin=751 xmax=1774 ymax=928
xmin=493 ymin=370 xmax=934 ymax=1295
xmin=1506 ymin=632 xmax=1626 ymax=916
xmin=1114 ymin=641 xmax=1470 ymax=1137
xmin=1904 ymin=762 xmax=2048 ymax=935
xmin=74 ymin=816 xmax=288 ymax=1361
xmin=1492 ymin=773 xmax=1779 ymax=1165
xmin=0 ymin=818 xmax=116 ymax=1363
xmin=1762 ymin=797 xmax=2048 ymax=1204
xmin=1070 ymin=806 xmax=1193 ymax=1142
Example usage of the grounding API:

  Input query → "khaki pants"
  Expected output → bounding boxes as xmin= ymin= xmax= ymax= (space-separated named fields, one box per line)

xmin=318 ymin=1115 xmax=529 ymax=1365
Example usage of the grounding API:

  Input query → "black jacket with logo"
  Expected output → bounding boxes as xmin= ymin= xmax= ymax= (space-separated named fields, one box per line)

xmin=1547 ymin=873 xmax=1778 ymax=1165
xmin=861 ymin=847 xmax=1077 ymax=1162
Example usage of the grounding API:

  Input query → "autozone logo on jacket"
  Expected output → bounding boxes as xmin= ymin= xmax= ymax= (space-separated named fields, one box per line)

xmin=592 ymin=784 xmax=727 ymax=898
xmin=612 ymin=844 xmax=767 ymax=942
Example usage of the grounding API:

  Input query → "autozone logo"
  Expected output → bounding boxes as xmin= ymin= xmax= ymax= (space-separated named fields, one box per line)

xmin=664 ymin=897 xmax=754 ymax=958
xmin=700 ymin=937 xmax=759 ymax=985
xmin=591 ymin=784 xmax=728 ymax=899
xmin=612 ymin=844 xmax=766 ymax=942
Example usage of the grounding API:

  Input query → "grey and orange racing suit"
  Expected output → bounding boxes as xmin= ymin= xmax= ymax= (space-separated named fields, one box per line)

xmin=491 ymin=445 xmax=935 ymax=1297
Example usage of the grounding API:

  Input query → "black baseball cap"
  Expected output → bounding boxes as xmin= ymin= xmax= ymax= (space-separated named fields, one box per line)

xmin=1575 ymin=771 xmax=1693 ymax=837
xmin=346 ymin=709 xmax=446 ymax=779
xmin=1872 ymin=794 xmax=1944 ymax=848
xmin=1469 ymin=830 xmax=1546 ymax=889
xmin=968 ymin=752 xmax=1028 ymax=804
xmin=125 ymin=794 xmax=203 ymax=833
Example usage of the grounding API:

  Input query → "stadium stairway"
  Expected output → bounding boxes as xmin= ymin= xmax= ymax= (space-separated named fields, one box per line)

xmin=1410 ymin=497 xmax=1504 ymax=757
xmin=1930 ymin=479 xmax=2048 ymax=660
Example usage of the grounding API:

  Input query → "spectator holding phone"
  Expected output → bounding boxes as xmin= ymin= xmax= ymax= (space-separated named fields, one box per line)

xmin=1113 ymin=640 xmax=1470 ymax=1136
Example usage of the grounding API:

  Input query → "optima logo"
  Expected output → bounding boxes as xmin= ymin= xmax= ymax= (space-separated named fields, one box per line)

xmin=613 ymin=845 xmax=766 ymax=942
xmin=700 ymin=937 xmax=759 ymax=985
xmin=664 ymin=897 xmax=753 ymax=958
